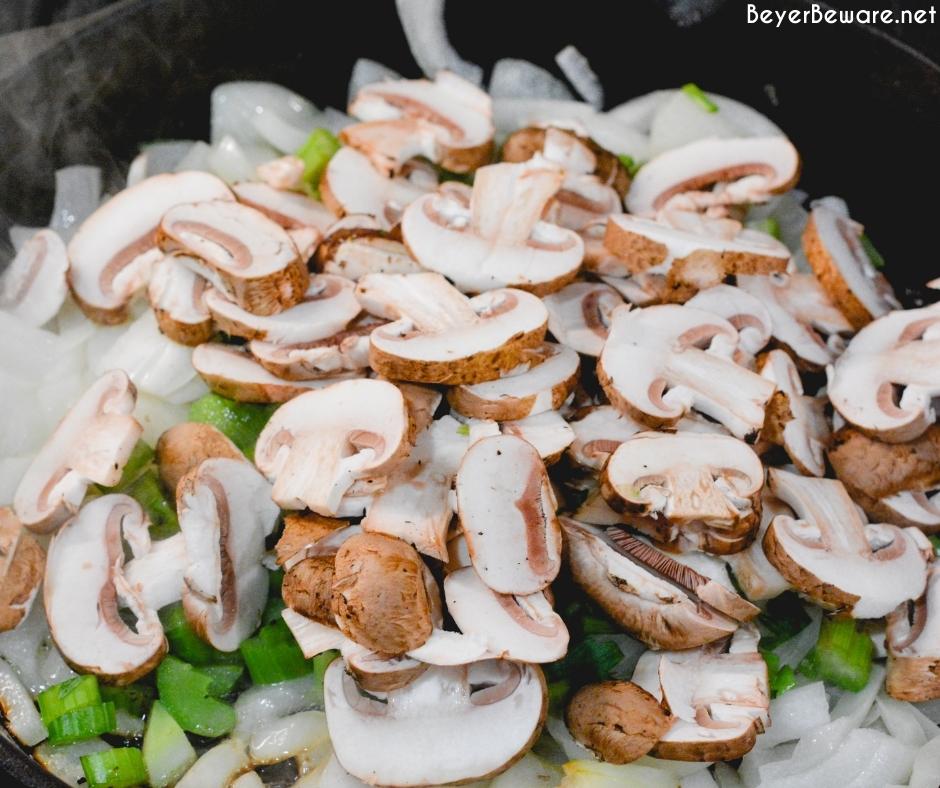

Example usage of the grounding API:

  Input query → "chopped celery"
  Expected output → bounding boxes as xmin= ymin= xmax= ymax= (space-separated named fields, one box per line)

xmin=142 ymin=701 xmax=197 ymax=788
xmin=240 ymin=620 xmax=312 ymax=685
xmin=860 ymin=233 xmax=885 ymax=269
xmin=100 ymin=684 xmax=155 ymax=720
xmin=799 ymin=616 xmax=872 ymax=691
xmin=296 ymin=128 xmax=341 ymax=199
xmin=188 ymin=393 xmax=276 ymax=460
xmin=200 ymin=664 xmax=244 ymax=697
xmin=159 ymin=603 xmax=242 ymax=666
xmin=929 ymin=534 xmax=940 ymax=555
xmin=123 ymin=471 xmax=179 ymax=538
xmin=748 ymin=216 xmax=782 ymax=240
xmin=680 ymin=82 xmax=718 ymax=113
xmin=156 ymin=657 xmax=236 ymax=738
xmin=47 ymin=702 xmax=117 ymax=745
xmin=617 ymin=153 xmax=641 ymax=177
xmin=80 ymin=747 xmax=147 ymax=788
xmin=38 ymin=675 xmax=102 ymax=726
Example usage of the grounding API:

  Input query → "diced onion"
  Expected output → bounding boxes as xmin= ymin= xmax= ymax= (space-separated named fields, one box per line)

xmin=0 ymin=657 xmax=47 ymax=745
xmin=489 ymin=58 xmax=573 ymax=101
xmin=555 ymin=45 xmax=603 ymax=110
xmin=394 ymin=0 xmax=483 ymax=84
xmin=177 ymin=737 xmax=250 ymax=788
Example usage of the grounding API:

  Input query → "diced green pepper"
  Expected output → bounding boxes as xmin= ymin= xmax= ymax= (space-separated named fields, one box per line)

xmin=748 ymin=216 xmax=782 ymax=240
xmin=188 ymin=393 xmax=276 ymax=460
xmin=680 ymin=82 xmax=718 ymax=113
xmin=240 ymin=620 xmax=313 ymax=685
xmin=159 ymin=603 xmax=242 ymax=667
xmin=200 ymin=664 xmax=245 ymax=697
xmin=155 ymin=656 xmax=236 ymax=738
xmin=799 ymin=616 xmax=873 ymax=691
xmin=123 ymin=471 xmax=179 ymax=539
xmin=296 ymin=128 xmax=342 ymax=199
xmin=617 ymin=153 xmax=642 ymax=178
xmin=100 ymin=684 xmax=155 ymax=720
xmin=860 ymin=233 xmax=885 ymax=270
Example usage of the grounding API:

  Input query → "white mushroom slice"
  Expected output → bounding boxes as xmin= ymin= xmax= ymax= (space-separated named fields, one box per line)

xmin=0 ymin=508 xmax=44 ymax=632
xmin=288 ymin=227 xmax=319 ymax=262
xmin=233 ymin=181 xmax=335 ymax=231
xmin=878 ymin=491 xmax=940 ymax=531
xmin=723 ymin=492 xmax=792 ymax=602
xmin=541 ymin=282 xmax=623 ymax=357
xmin=562 ymin=519 xmax=756 ymax=650
xmin=324 ymin=659 xmax=547 ymax=787
xmin=602 ymin=431 xmax=764 ymax=555
xmin=685 ymin=284 xmax=772 ymax=359
xmin=0 ymin=229 xmax=69 ymax=327
xmin=604 ymin=214 xmax=789 ymax=300
xmin=282 ymin=609 xmax=347 ymax=658
xmin=177 ymin=458 xmax=279 ymax=651
xmin=249 ymin=324 xmax=373 ymax=381
xmin=320 ymin=147 xmax=435 ymax=227
xmin=737 ymin=272 xmax=852 ymax=369
xmin=362 ymin=415 xmax=497 ymax=561
xmin=14 ymin=370 xmax=142 ymax=533
xmin=759 ymin=349 xmax=830 ymax=476
xmin=205 ymin=274 xmax=360 ymax=343
xmin=341 ymin=641 xmax=428 ymax=693
xmin=598 ymin=304 xmax=776 ymax=440
xmin=803 ymin=198 xmax=899 ymax=330
xmin=192 ymin=344 xmax=352 ymax=403
xmin=159 ymin=200 xmax=309 ymax=316
xmin=255 ymin=379 xmax=411 ymax=515
xmin=568 ymin=406 xmax=646 ymax=470
xmin=886 ymin=565 xmax=940 ymax=702
xmin=447 ymin=342 xmax=579 ymax=421
xmin=573 ymin=484 xmax=624 ymax=526
xmin=827 ymin=304 xmax=940 ymax=443
xmin=357 ymin=272 xmax=548 ymax=385
xmin=68 ymin=171 xmax=233 ymax=323
xmin=316 ymin=225 xmax=421 ymax=281
xmin=45 ymin=495 xmax=166 ymax=682
xmin=543 ymin=170 xmax=622 ymax=231
xmin=344 ymin=71 xmax=493 ymax=174
xmin=501 ymin=410 xmax=574 ymax=465
xmin=147 ymin=255 xmax=214 ymax=346
xmin=633 ymin=627 xmax=769 ymax=761
xmin=625 ymin=136 xmax=800 ymax=215
xmin=401 ymin=162 xmax=583 ymax=295
xmin=255 ymin=154 xmax=305 ymax=191
xmin=444 ymin=567 xmax=568 ymax=663
xmin=456 ymin=435 xmax=562 ymax=594
xmin=123 ymin=532 xmax=187 ymax=611
xmin=763 ymin=469 xmax=930 ymax=618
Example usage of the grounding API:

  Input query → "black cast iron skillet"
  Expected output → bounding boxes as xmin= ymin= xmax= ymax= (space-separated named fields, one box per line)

xmin=0 ymin=0 xmax=937 ymax=784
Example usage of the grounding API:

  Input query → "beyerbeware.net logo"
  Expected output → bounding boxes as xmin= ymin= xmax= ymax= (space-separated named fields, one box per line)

xmin=747 ymin=3 xmax=937 ymax=26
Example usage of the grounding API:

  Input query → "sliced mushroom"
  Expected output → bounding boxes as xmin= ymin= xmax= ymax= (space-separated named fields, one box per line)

xmin=122 ymin=531 xmax=187 ymax=611
xmin=233 ymin=181 xmax=335 ymax=231
xmin=0 ymin=229 xmax=69 ymax=327
xmin=159 ymin=200 xmax=309 ymax=316
xmin=565 ymin=681 xmax=671 ymax=764
xmin=626 ymin=136 xmax=800 ymax=215
xmin=568 ymin=405 xmax=646 ymax=471
xmin=875 ymin=491 xmax=940 ymax=532
xmin=602 ymin=431 xmax=764 ymax=555
xmin=456 ymin=435 xmax=562 ymax=595
xmin=324 ymin=659 xmax=547 ymax=786
xmin=192 ymin=343 xmax=353 ymax=403
xmin=686 ymin=284 xmax=772 ymax=360
xmin=758 ymin=350 xmax=830 ymax=476
xmin=0 ymin=508 xmax=44 ymax=632
xmin=279 ymin=521 xmax=352 ymax=627
xmin=803 ymin=198 xmax=899 ymax=330
xmin=320 ymin=146 xmax=436 ymax=227
xmin=598 ymin=303 xmax=776 ymax=440
xmin=315 ymin=216 xmax=421 ymax=280
xmin=827 ymin=305 xmax=940 ymax=443
xmin=177 ymin=457 xmax=279 ymax=651
xmin=447 ymin=342 xmax=579 ymax=421
xmin=561 ymin=519 xmax=756 ymax=649
xmin=68 ymin=171 xmax=233 ymax=323
xmin=357 ymin=272 xmax=548 ymax=385
xmin=763 ymin=469 xmax=931 ymax=618
xmin=341 ymin=641 xmax=429 ymax=693
xmin=45 ymin=494 xmax=166 ymax=682
xmin=147 ymin=254 xmax=214 ymax=346
xmin=401 ymin=162 xmax=583 ymax=295
xmin=276 ymin=511 xmax=348 ymax=566
xmin=255 ymin=154 xmax=305 ymax=192
xmin=155 ymin=422 xmax=244 ymax=494
xmin=344 ymin=71 xmax=493 ymax=174
xmin=254 ymin=378 xmax=412 ymax=515
xmin=444 ymin=567 xmax=568 ymax=663
xmin=205 ymin=274 xmax=360 ymax=343
xmin=501 ymin=410 xmax=575 ymax=465
xmin=886 ymin=565 xmax=940 ymax=702
xmin=737 ymin=272 xmax=853 ymax=370
xmin=249 ymin=323 xmax=374 ymax=381
xmin=542 ymin=281 xmax=624 ymax=357
xmin=14 ymin=370 xmax=142 ymax=533
xmin=330 ymin=532 xmax=433 ymax=654
xmin=723 ymin=492 xmax=792 ymax=601
xmin=632 ymin=626 xmax=769 ymax=761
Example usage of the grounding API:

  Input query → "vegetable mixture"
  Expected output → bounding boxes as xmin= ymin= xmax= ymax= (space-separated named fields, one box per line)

xmin=0 ymin=2 xmax=939 ymax=787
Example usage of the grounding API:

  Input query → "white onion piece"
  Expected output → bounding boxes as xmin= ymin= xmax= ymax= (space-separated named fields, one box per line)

xmin=910 ymin=736 xmax=940 ymax=788
xmin=211 ymin=82 xmax=320 ymax=151
xmin=394 ymin=0 xmax=483 ymax=84
xmin=772 ymin=606 xmax=822 ymax=669
xmin=8 ymin=226 xmax=42 ymax=252
xmin=0 ymin=594 xmax=74 ymax=695
xmin=348 ymin=59 xmax=402 ymax=105
xmin=555 ymin=45 xmax=603 ymax=109
xmin=50 ymin=166 xmax=102 ymax=243
xmin=0 ymin=310 xmax=72 ymax=382
xmin=875 ymin=693 xmax=928 ymax=747
xmin=680 ymin=769 xmax=719 ymax=788
xmin=208 ymin=135 xmax=279 ymax=184
xmin=581 ymin=114 xmax=650 ymax=163
xmin=755 ymin=681 xmax=830 ymax=749
xmin=0 ymin=457 xmax=31 ymax=505
xmin=133 ymin=394 xmax=191 ymax=446
xmin=489 ymin=58 xmax=573 ymax=101
xmin=248 ymin=709 xmax=329 ymax=765
xmin=231 ymin=772 xmax=264 ymax=788
xmin=177 ymin=737 xmax=250 ymax=788
xmin=0 ymin=657 xmax=46 ymax=745
xmin=234 ymin=675 xmax=324 ymax=737
xmin=128 ymin=141 xmax=197 ymax=187
xmin=559 ymin=759 xmax=677 ymax=787
xmin=748 ymin=190 xmax=809 ymax=254
xmin=174 ymin=141 xmax=214 ymax=173
xmin=33 ymin=738 xmax=110 ymax=787
xmin=319 ymin=107 xmax=355 ymax=135
xmin=489 ymin=753 xmax=561 ymax=786
xmin=545 ymin=714 xmax=592 ymax=762
xmin=648 ymin=90 xmax=738 ymax=156
xmin=295 ymin=754 xmax=368 ymax=787
xmin=713 ymin=762 xmax=745 ymax=788
xmin=607 ymin=90 xmax=672 ymax=129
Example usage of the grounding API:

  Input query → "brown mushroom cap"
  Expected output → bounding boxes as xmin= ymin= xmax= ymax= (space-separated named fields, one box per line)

xmin=155 ymin=422 xmax=244 ymax=494
xmin=147 ymin=254 xmax=215 ymax=346
xmin=283 ymin=557 xmax=335 ymax=624
xmin=565 ymin=681 xmax=672 ymax=764
xmin=0 ymin=508 xmax=44 ymax=632
xmin=330 ymin=532 xmax=433 ymax=655
xmin=885 ymin=565 xmax=940 ymax=702
xmin=275 ymin=511 xmax=348 ymax=567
